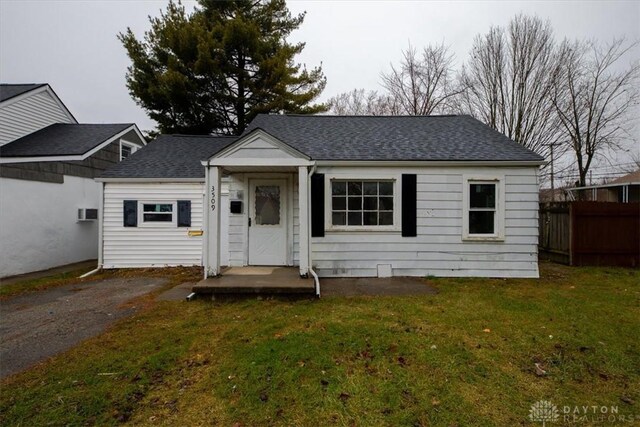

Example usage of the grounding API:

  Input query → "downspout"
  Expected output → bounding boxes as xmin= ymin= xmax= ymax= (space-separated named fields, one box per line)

xmin=307 ymin=164 xmax=320 ymax=297
xmin=81 ymin=181 xmax=105 ymax=278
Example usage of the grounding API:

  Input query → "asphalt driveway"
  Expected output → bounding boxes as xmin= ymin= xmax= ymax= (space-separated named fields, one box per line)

xmin=0 ymin=276 xmax=167 ymax=379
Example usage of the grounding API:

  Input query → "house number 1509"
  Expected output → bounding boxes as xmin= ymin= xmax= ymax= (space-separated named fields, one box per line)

xmin=210 ymin=185 xmax=216 ymax=211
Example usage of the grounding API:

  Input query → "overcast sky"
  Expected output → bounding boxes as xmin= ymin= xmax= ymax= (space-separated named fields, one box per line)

xmin=1 ymin=0 xmax=638 ymax=178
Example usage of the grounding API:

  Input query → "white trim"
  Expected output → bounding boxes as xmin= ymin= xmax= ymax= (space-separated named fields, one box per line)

xmin=96 ymin=177 xmax=204 ymax=183
xmin=0 ymin=124 xmax=146 ymax=164
xmin=461 ymin=175 xmax=506 ymax=241
xmin=207 ymin=128 xmax=310 ymax=161
xmin=324 ymin=173 xmax=401 ymax=232
xmin=98 ymin=182 xmax=104 ymax=268
xmin=137 ymin=201 xmax=177 ymax=227
xmin=0 ymin=84 xmax=78 ymax=124
xmin=298 ymin=166 xmax=309 ymax=275
xmin=314 ymin=160 xmax=544 ymax=167
xmin=206 ymin=158 xmax=313 ymax=167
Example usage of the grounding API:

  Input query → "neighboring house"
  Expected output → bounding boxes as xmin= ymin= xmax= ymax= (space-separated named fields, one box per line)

xmin=98 ymin=114 xmax=544 ymax=279
xmin=565 ymin=169 xmax=640 ymax=203
xmin=0 ymin=83 xmax=146 ymax=277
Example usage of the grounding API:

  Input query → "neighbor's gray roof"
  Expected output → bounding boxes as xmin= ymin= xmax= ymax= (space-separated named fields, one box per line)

xmin=99 ymin=135 xmax=236 ymax=179
xmin=0 ymin=123 xmax=135 ymax=157
xmin=241 ymin=114 xmax=544 ymax=162
xmin=0 ymin=84 xmax=47 ymax=102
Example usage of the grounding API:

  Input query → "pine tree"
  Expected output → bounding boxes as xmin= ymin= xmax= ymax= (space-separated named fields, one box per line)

xmin=119 ymin=0 xmax=326 ymax=135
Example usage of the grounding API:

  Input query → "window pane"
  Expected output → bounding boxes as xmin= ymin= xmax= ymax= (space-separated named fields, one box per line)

xmin=348 ymin=212 xmax=362 ymax=225
xmin=469 ymin=211 xmax=495 ymax=234
xmin=379 ymin=182 xmax=393 ymax=195
xmin=332 ymin=212 xmax=346 ymax=226
xmin=348 ymin=181 xmax=362 ymax=195
xmin=363 ymin=211 xmax=378 ymax=225
xmin=363 ymin=182 xmax=378 ymax=195
xmin=143 ymin=204 xmax=172 ymax=213
xmin=121 ymin=145 xmax=132 ymax=159
xmin=379 ymin=212 xmax=393 ymax=225
xmin=363 ymin=196 xmax=377 ymax=210
xmin=379 ymin=197 xmax=393 ymax=210
xmin=332 ymin=181 xmax=346 ymax=196
xmin=348 ymin=196 xmax=362 ymax=210
xmin=332 ymin=196 xmax=346 ymax=211
xmin=143 ymin=213 xmax=172 ymax=222
xmin=255 ymin=185 xmax=280 ymax=225
xmin=470 ymin=184 xmax=496 ymax=208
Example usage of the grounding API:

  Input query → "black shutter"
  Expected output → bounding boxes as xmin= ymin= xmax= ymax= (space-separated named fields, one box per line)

xmin=177 ymin=200 xmax=191 ymax=227
xmin=123 ymin=200 xmax=137 ymax=227
xmin=401 ymin=174 xmax=417 ymax=237
xmin=311 ymin=173 xmax=325 ymax=237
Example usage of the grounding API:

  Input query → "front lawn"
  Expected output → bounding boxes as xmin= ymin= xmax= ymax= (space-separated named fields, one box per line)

xmin=1 ymin=263 xmax=638 ymax=426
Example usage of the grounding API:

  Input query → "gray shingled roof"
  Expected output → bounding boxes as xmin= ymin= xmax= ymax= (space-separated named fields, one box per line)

xmin=241 ymin=114 xmax=544 ymax=162
xmin=0 ymin=84 xmax=46 ymax=102
xmin=0 ymin=123 xmax=135 ymax=157
xmin=99 ymin=135 xmax=236 ymax=179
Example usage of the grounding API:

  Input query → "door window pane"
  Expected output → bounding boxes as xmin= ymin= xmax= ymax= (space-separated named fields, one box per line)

xmin=255 ymin=185 xmax=280 ymax=225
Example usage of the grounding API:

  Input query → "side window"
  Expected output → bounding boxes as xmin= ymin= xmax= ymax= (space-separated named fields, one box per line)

xmin=469 ymin=183 xmax=496 ymax=234
xmin=463 ymin=178 xmax=504 ymax=240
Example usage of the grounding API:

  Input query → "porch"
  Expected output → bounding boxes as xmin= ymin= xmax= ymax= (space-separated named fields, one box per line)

xmin=193 ymin=266 xmax=315 ymax=295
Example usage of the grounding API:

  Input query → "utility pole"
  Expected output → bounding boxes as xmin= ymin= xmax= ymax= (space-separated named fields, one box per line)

xmin=549 ymin=143 xmax=557 ymax=201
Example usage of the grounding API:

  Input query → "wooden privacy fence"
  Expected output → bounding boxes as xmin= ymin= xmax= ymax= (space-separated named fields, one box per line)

xmin=539 ymin=201 xmax=640 ymax=267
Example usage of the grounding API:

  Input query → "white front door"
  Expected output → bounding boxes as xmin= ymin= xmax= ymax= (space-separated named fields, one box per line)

xmin=249 ymin=179 xmax=287 ymax=265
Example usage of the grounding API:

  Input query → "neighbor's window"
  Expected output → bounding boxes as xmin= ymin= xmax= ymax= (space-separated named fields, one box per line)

xmin=331 ymin=180 xmax=394 ymax=226
xmin=121 ymin=142 xmax=137 ymax=160
xmin=469 ymin=183 xmax=496 ymax=234
xmin=142 ymin=203 xmax=174 ymax=223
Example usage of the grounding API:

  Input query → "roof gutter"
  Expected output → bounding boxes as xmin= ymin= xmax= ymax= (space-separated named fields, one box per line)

xmin=312 ymin=160 xmax=545 ymax=167
xmin=96 ymin=177 xmax=204 ymax=183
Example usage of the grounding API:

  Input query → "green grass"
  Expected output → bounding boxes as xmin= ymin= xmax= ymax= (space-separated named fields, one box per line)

xmin=1 ymin=263 xmax=639 ymax=426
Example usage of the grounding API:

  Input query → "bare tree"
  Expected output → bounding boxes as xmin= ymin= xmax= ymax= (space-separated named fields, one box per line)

xmin=381 ymin=43 xmax=462 ymax=115
xmin=458 ymin=15 xmax=562 ymax=160
xmin=327 ymin=89 xmax=399 ymax=115
xmin=550 ymin=38 xmax=639 ymax=187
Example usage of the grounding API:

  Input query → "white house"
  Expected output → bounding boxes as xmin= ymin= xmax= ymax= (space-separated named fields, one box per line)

xmin=97 ymin=114 xmax=543 ymax=283
xmin=0 ymin=84 xmax=146 ymax=277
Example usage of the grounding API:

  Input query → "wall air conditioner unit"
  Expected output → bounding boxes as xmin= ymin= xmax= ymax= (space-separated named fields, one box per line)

xmin=77 ymin=208 xmax=98 ymax=222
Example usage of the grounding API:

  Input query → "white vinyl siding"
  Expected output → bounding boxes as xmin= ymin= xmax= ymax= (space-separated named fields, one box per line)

xmin=103 ymin=182 xmax=206 ymax=268
xmin=311 ymin=166 xmax=539 ymax=278
xmin=0 ymin=91 xmax=74 ymax=145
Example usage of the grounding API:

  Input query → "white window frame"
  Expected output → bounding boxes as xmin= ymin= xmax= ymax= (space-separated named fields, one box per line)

xmin=138 ymin=201 xmax=177 ymax=227
xmin=120 ymin=140 xmax=138 ymax=160
xmin=462 ymin=175 xmax=505 ymax=241
xmin=324 ymin=173 xmax=401 ymax=232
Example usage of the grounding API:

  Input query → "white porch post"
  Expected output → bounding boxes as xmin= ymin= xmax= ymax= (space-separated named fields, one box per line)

xmin=298 ymin=166 xmax=310 ymax=276
xmin=206 ymin=165 xmax=222 ymax=277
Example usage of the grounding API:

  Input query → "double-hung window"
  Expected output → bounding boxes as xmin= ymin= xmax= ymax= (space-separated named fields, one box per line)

xmin=140 ymin=202 xmax=176 ymax=226
xmin=463 ymin=177 xmax=504 ymax=240
xmin=330 ymin=180 xmax=394 ymax=228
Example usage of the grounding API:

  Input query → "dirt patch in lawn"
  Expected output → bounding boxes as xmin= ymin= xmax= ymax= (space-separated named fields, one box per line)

xmin=0 ymin=276 xmax=167 ymax=379
xmin=320 ymin=276 xmax=439 ymax=296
